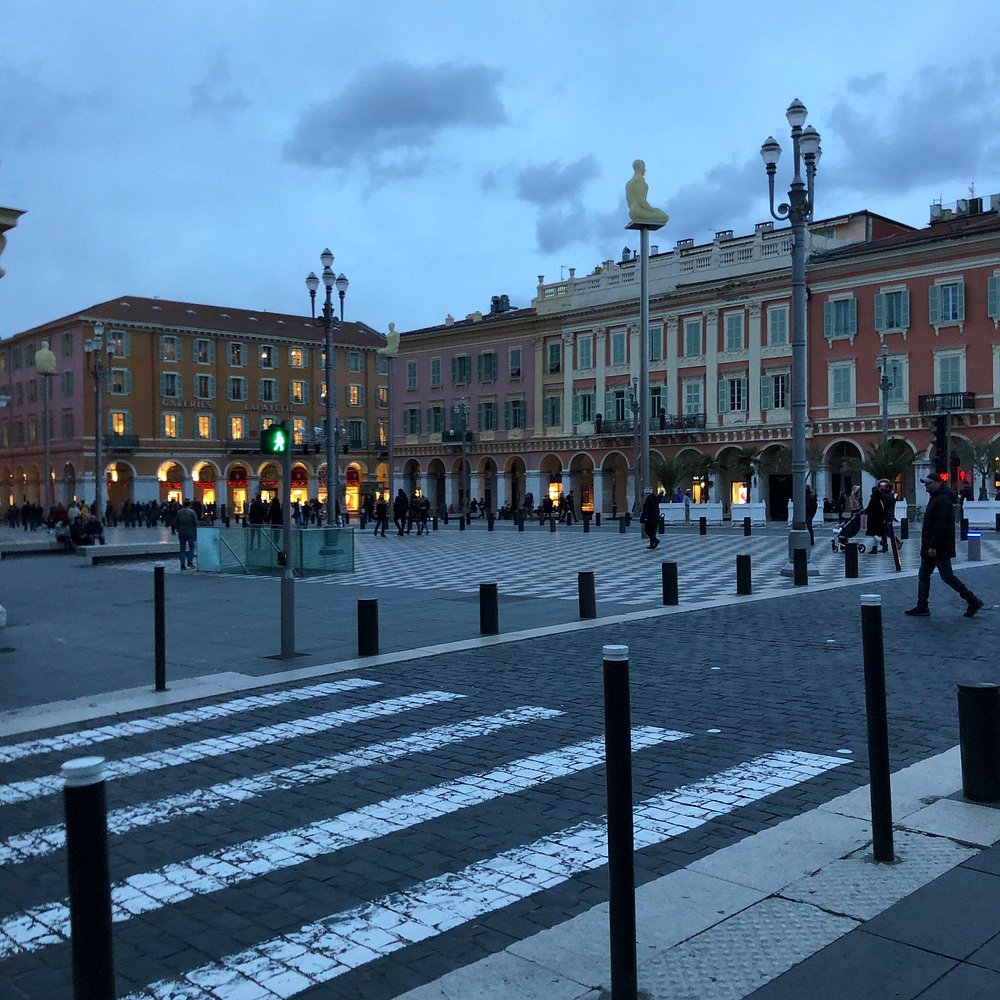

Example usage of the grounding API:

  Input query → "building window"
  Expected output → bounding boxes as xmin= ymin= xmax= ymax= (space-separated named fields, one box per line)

xmin=62 ymin=332 xmax=74 ymax=357
xmin=683 ymin=378 xmax=703 ymax=415
xmin=194 ymin=339 xmax=215 ymax=364
xmin=293 ymin=418 xmax=306 ymax=445
xmin=290 ymin=380 xmax=308 ymax=404
xmin=452 ymin=355 xmax=471 ymax=384
xmin=823 ymin=296 xmax=858 ymax=340
xmin=404 ymin=407 xmax=421 ymax=434
xmin=407 ymin=361 xmax=418 ymax=390
xmin=27 ymin=380 xmax=37 ymax=403
xmin=62 ymin=371 xmax=74 ymax=396
xmin=259 ymin=345 xmax=275 ymax=369
xmin=260 ymin=378 xmax=278 ymax=403
xmin=509 ymin=348 xmax=522 ymax=378
xmin=348 ymin=419 xmax=365 ymax=448
xmin=504 ymin=398 xmax=525 ymax=430
xmin=724 ymin=312 xmax=744 ymax=352
xmin=162 ymin=412 xmax=180 ymax=439
xmin=430 ymin=357 xmax=441 ymax=387
xmin=228 ymin=376 xmax=247 ymax=401
xmin=610 ymin=330 xmax=626 ymax=366
xmin=543 ymin=395 xmax=561 ymax=427
xmin=159 ymin=336 xmax=178 ymax=361
xmin=347 ymin=384 xmax=364 ymax=406
xmin=547 ymin=341 xmax=562 ymax=374
xmin=875 ymin=289 xmax=910 ymax=332
xmin=935 ymin=352 xmax=964 ymax=394
xmin=760 ymin=371 xmax=788 ymax=410
xmin=197 ymin=414 xmax=214 ymax=439
xmin=428 ymin=404 xmax=444 ymax=434
xmin=196 ymin=374 xmax=216 ymax=400
xmin=110 ymin=411 xmax=129 ymax=436
xmin=577 ymin=335 xmax=593 ymax=370
xmin=161 ymin=372 xmax=182 ymax=398
xmin=10 ymin=346 xmax=20 ymax=369
xmin=347 ymin=351 xmax=363 ymax=372
xmin=650 ymin=384 xmax=665 ymax=419
xmin=830 ymin=364 xmax=854 ymax=407
xmin=109 ymin=369 xmax=131 ymax=395
xmin=477 ymin=400 xmax=496 ymax=431
xmin=229 ymin=342 xmax=244 ymax=367
xmin=930 ymin=280 xmax=965 ymax=326
xmin=684 ymin=318 xmax=702 ymax=357
xmin=718 ymin=374 xmax=747 ymax=412
xmin=885 ymin=359 xmax=907 ymax=404
xmin=573 ymin=392 xmax=595 ymax=424
xmin=648 ymin=325 xmax=662 ymax=363
xmin=478 ymin=351 xmax=498 ymax=382
xmin=61 ymin=411 xmax=74 ymax=439
xmin=767 ymin=306 xmax=788 ymax=346
xmin=989 ymin=275 xmax=1000 ymax=321
xmin=611 ymin=388 xmax=627 ymax=421
xmin=108 ymin=330 xmax=129 ymax=358
xmin=377 ymin=386 xmax=389 ymax=408
xmin=289 ymin=347 xmax=307 ymax=368
xmin=375 ymin=356 xmax=389 ymax=375
xmin=377 ymin=420 xmax=387 ymax=447
xmin=229 ymin=415 xmax=247 ymax=440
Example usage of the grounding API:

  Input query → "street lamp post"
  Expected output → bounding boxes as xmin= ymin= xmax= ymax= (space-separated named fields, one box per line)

xmin=454 ymin=397 xmax=470 ymax=519
xmin=377 ymin=323 xmax=400 ymax=502
xmin=34 ymin=340 xmax=57 ymax=510
xmin=307 ymin=250 xmax=348 ymax=526
xmin=760 ymin=99 xmax=821 ymax=576
xmin=628 ymin=378 xmax=640 ymax=513
xmin=877 ymin=344 xmax=894 ymax=445
xmin=84 ymin=323 xmax=115 ymax=517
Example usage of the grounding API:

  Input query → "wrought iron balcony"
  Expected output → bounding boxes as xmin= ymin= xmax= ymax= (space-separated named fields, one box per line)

xmin=594 ymin=413 xmax=706 ymax=435
xmin=442 ymin=429 xmax=474 ymax=445
xmin=918 ymin=392 xmax=976 ymax=413
xmin=104 ymin=434 xmax=140 ymax=450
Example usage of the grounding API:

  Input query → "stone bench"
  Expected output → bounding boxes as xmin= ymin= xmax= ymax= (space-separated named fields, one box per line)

xmin=0 ymin=538 xmax=68 ymax=559
xmin=80 ymin=542 xmax=176 ymax=565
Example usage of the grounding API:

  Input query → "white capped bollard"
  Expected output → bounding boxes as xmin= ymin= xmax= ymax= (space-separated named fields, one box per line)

xmin=968 ymin=531 xmax=982 ymax=561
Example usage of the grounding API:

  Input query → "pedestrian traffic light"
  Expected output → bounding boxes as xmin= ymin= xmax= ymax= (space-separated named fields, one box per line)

xmin=932 ymin=414 xmax=948 ymax=473
xmin=261 ymin=423 xmax=289 ymax=455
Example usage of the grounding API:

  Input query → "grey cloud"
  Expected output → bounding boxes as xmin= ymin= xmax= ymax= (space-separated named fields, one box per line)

xmin=0 ymin=66 xmax=103 ymax=148
xmin=190 ymin=52 xmax=251 ymax=120
xmin=657 ymin=159 xmax=763 ymax=243
xmin=515 ymin=156 xmax=599 ymax=205
xmin=845 ymin=72 xmax=885 ymax=96
xmin=284 ymin=61 xmax=507 ymax=181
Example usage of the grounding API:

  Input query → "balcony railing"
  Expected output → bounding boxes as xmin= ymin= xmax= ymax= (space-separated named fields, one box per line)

xmin=594 ymin=413 xmax=706 ymax=435
xmin=442 ymin=429 xmax=474 ymax=445
xmin=917 ymin=392 xmax=976 ymax=413
xmin=104 ymin=434 xmax=140 ymax=450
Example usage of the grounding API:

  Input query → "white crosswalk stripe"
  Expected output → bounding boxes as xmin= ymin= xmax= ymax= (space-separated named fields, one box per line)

xmin=121 ymin=750 xmax=847 ymax=1000
xmin=0 ymin=690 xmax=463 ymax=806
xmin=0 ymin=706 xmax=563 ymax=867
xmin=0 ymin=727 xmax=690 ymax=959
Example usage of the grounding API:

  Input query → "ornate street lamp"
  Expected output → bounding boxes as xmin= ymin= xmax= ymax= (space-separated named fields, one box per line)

xmin=877 ymin=343 xmax=895 ymax=445
xmin=84 ymin=323 xmax=115 ymax=518
xmin=761 ymin=99 xmax=821 ymax=580
xmin=34 ymin=340 xmax=57 ymax=509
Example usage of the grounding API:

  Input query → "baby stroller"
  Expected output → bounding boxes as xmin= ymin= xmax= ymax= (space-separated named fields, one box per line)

xmin=831 ymin=510 xmax=866 ymax=552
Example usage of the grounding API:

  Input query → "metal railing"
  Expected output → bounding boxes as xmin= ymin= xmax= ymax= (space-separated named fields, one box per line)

xmin=918 ymin=392 xmax=975 ymax=412
xmin=594 ymin=413 xmax=706 ymax=435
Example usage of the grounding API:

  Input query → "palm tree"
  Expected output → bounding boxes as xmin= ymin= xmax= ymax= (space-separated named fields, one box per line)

xmin=855 ymin=439 xmax=914 ymax=485
xmin=686 ymin=451 xmax=719 ymax=501
xmin=953 ymin=439 xmax=1000 ymax=500
xmin=650 ymin=453 xmax=691 ymax=497
xmin=730 ymin=446 xmax=763 ymax=496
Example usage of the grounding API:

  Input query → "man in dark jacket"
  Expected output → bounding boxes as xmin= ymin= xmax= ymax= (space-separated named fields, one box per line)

xmin=906 ymin=472 xmax=983 ymax=617
xmin=639 ymin=488 xmax=661 ymax=550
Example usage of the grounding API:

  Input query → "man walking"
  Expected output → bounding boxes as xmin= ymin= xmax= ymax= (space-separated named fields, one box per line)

xmin=640 ymin=488 xmax=660 ymax=550
xmin=905 ymin=472 xmax=984 ymax=618
xmin=176 ymin=499 xmax=199 ymax=571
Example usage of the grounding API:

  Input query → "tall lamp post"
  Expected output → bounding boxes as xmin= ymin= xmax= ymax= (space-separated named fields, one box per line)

xmin=377 ymin=323 xmax=400 ymax=501
xmin=628 ymin=377 xmax=640 ymax=513
xmin=84 ymin=323 xmax=115 ymax=517
xmin=34 ymin=340 xmax=57 ymax=510
xmin=760 ymin=99 xmax=821 ymax=577
xmin=877 ymin=344 xmax=894 ymax=445
xmin=307 ymin=249 xmax=348 ymax=526
xmin=453 ymin=397 xmax=470 ymax=519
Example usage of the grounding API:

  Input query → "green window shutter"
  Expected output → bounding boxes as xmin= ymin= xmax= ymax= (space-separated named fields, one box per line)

xmin=124 ymin=371 xmax=132 ymax=395
xmin=989 ymin=276 xmax=1000 ymax=319
xmin=604 ymin=390 xmax=614 ymax=420
xmin=123 ymin=332 xmax=131 ymax=357
xmin=504 ymin=401 xmax=511 ymax=429
xmin=874 ymin=293 xmax=885 ymax=332
xmin=208 ymin=375 xmax=216 ymax=398
xmin=848 ymin=297 xmax=857 ymax=336
xmin=900 ymin=289 xmax=910 ymax=329
xmin=929 ymin=285 xmax=940 ymax=325
xmin=760 ymin=375 xmax=772 ymax=410
xmin=177 ymin=414 xmax=184 ymax=438
xmin=717 ymin=378 xmax=727 ymax=413
xmin=476 ymin=402 xmax=484 ymax=429
xmin=957 ymin=280 xmax=966 ymax=321
xmin=477 ymin=355 xmax=484 ymax=381
xmin=823 ymin=300 xmax=833 ymax=338
xmin=738 ymin=377 xmax=747 ymax=410
xmin=159 ymin=373 xmax=167 ymax=395
xmin=572 ymin=394 xmax=580 ymax=424
xmin=451 ymin=358 xmax=458 ymax=383
xmin=261 ymin=381 xmax=267 ymax=402
xmin=125 ymin=412 xmax=133 ymax=435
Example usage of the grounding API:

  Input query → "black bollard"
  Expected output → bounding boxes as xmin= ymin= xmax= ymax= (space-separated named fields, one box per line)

xmin=662 ymin=561 xmax=678 ymax=606
xmin=479 ymin=583 xmax=499 ymax=636
xmin=63 ymin=757 xmax=115 ymax=1000
xmin=793 ymin=547 xmax=808 ymax=587
xmin=844 ymin=541 xmax=859 ymax=579
xmin=860 ymin=595 xmax=894 ymax=862
xmin=958 ymin=684 xmax=1000 ymax=803
xmin=518 ymin=516 xmax=524 ymax=532
xmin=743 ymin=515 xmax=751 ymax=537
xmin=583 ymin=516 xmax=590 ymax=534
xmin=154 ymin=562 xmax=166 ymax=692
xmin=550 ymin=518 xmax=556 ymax=533
xmin=625 ymin=512 xmax=632 ymax=527
xmin=900 ymin=516 xmax=909 ymax=540
xmin=995 ymin=512 xmax=1000 ymax=533
xmin=736 ymin=553 xmax=752 ymax=596
xmin=357 ymin=599 xmax=379 ymax=656
xmin=618 ymin=516 xmax=627 ymax=534
xmin=595 ymin=512 xmax=601 ymax=527
xmin=487 ymin=515 xmax=495 ymax=532
xmin=459 ymin=516 xmax=466 ymax=532
xmin=601 ymin=644 xmax=638 ymax=1000
xmin=961 ymin=516 xmax=969 ymax=541
xmin=699 ymin=515 xmax=707 ymax=536
xmin=466 ymin=512 xmax=472 ymax=527
xmin=578 ymin=570 xmax=597 ymax=619
xmin=432 ymin=516 xmax=438 ymax=531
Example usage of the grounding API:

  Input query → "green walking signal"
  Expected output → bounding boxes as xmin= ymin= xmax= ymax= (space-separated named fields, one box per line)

xmin=261 ymin=423 xmax=290 ymax=455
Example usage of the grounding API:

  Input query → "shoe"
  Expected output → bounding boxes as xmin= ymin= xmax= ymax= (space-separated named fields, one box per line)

xmin=965 ymin=597 xmax=985 ymax=618
xmin=187 ymin=563 xmax=194 ymax=568
xmin=179 ymin=565 xmax=185 ymax=571
xmin=904 ymin=606 xmax=930 ymax=617
xmin=881 ymin=546 xmax=888 ymax=553
xmin=653 ymin=539 xmax=660 ymax=549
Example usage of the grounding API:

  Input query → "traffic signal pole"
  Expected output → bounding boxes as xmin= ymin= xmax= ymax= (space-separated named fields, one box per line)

xmin=280 ymin=423 xmax=295 ymax=658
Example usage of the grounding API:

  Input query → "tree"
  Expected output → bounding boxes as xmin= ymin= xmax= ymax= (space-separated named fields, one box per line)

xmin=953 ymin=439 xmax=1000 ymax=500
xmin=650 ymin=453 xmax=692 ymax=497
xmin=685 ymin=451 xmax=719 ymax=501
xmin=730 ymin=446 xmax=763 ymax=494
xmin=855 ymin=439 xmax=915 ymax=485
xmin=773 ymin=444 xmax=825 ymax=487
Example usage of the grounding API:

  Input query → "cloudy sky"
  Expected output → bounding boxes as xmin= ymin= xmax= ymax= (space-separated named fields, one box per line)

xmin=2 ymin=0 xmax=999 ymax=340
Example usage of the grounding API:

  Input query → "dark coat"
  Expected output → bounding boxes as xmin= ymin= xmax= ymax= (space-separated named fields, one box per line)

xmin=921 ymin=487 xmax=957 ymax=558
xmin=640 ymin=493 xmax=660 ymax=526
xmin=864 ymin=491 xmax=885 ymax=537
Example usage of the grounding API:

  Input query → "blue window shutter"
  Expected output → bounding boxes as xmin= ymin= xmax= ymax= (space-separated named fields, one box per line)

xmin=572 ymin=394 xmax=580 ymax=424
xmin=124 ymin=371 xmax=132 ymax=395
xmin=604 ymin=390 xmax=614 ymax=420
xmin=738 ymin=377 xmax=747 ymax=410
xmin=874 ymin=293 xmax=885 ymax=332
xmin=451 ymin=358 xmax=458 ymax=384
xmin=848 ymin=297 xmax=857 ymax=336
xmin=208 ymin=375 xmax=216 ymax=398
xmin=504 ymin=401 xmax=511 ymax=429
xmin=125 ymin=412 xmax=133 ymax=434
xmin=160 ymin=372 xmax=167 ymax=395
xmin=957 ymin=280 xmax=966 ymax=321
xmin=929 ymin=285 xmax=940 ymax=325
xmin=901 ymin=289 xmax=910 ymax=329
xmin=717 ymin=378 xmax=727 ymax=413
xmin=760 ymin=375 xmax=772 ymax=410
xmin=823 ymin=300 xmax=833 ymax=338
xmin=989 ymin=276 xmax=1000 ymax=319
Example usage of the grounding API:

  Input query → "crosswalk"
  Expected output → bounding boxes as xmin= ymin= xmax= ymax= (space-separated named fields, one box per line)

xmin=0 ymin=674 xmax=849 ymax=999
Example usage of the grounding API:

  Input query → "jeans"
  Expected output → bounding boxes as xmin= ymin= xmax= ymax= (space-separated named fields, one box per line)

xmin=916 ymin=555 xmax=974 ymax=608
xmin=179 ymin=534 xmax=196 ymax=568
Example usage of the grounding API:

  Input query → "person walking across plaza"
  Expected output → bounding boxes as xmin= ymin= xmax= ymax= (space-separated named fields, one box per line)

xmin=373 ymin=494 xmax=389 ymax=537
xmin=864 ymin=485 xmax=887 ymax=555
xmin=905 ymin=472 xmax=984 ymax=618
xmin=806 ymin=485 xmax=818 ymax=546
xmin=176 ymin=499 xmax=199 ymax=570
xmin=640 ymin=488 xmax=660 ymax=550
